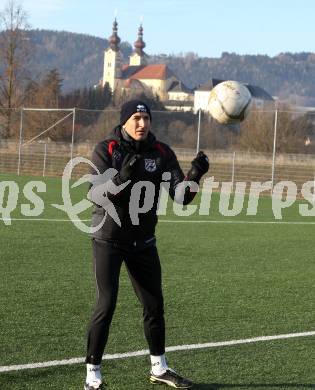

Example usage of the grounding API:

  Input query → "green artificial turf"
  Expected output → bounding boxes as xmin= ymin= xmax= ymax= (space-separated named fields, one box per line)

xmin=0 ymin=174 xmax=314 ymax=389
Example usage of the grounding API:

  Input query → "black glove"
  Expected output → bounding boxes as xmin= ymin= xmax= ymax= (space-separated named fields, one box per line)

xmin=186 ymin=151 xmax=209 ymax=182
xmin=117 ymin=153 xmax=141 ymax=183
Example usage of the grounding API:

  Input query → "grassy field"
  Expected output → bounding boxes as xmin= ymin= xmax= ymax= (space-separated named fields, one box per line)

xmin=0 ymin=173 xmax=314 ymax=389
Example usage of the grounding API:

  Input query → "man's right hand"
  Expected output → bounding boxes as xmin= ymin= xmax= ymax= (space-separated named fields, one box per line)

xmin=186 ymin=151 xmax=210 ymax=182
xmin=117 ymin=153 xmax=141 ymax=183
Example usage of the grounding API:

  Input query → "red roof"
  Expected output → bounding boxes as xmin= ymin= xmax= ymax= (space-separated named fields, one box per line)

xmin=130 ymin=64 xmax=173 ymax=80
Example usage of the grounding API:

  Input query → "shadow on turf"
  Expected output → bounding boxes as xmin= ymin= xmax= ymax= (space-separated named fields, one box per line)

xmin=193 ymin=384 xmax=315 ymax=389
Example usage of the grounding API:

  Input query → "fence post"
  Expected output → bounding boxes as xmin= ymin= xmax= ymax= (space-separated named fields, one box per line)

xmin=70 ymin=107 xmax=76 ymax=165
xmin=196 ymin=109 xmax=201 ymax=154
xmin=43 ymin=142 xmax=47 ymax=177
xmin=271 ymin=109 xmax=278 ymax=189
xmin=231 ymin=151 xmax=236 ymax=189
xmin=17 ymin=108 xmax=23 ymax=176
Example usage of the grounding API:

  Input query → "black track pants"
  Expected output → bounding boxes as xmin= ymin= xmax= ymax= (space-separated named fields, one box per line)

xmin=86 ymin=239 xmax=165 ymax=364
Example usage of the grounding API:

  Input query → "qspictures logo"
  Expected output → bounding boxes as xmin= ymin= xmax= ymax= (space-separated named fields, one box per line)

xmin=1 ymin=157 xmax=315 ymax=232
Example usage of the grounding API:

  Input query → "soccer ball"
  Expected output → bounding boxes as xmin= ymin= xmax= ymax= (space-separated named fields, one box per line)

xmin=208 ymin=80 xmax=252 ymax=124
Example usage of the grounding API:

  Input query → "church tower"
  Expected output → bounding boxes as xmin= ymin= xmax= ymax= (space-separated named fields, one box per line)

xmin=129 ymin=23 xmax=148 ymax=66
xmin=102 ymin=18 xmax=123 ymax=91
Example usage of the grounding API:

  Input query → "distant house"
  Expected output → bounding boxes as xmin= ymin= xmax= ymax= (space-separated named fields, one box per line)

xmin=122 ymin=64 xmax=178 ymax=101
xmin=194 ymin=78 xmax=274 ymax=113
xmin=164 ymin=81 xmax=194 ymax=111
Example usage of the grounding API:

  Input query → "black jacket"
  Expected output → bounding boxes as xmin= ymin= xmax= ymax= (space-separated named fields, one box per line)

xmin=90 ymin=125 xmax=195 ymax=244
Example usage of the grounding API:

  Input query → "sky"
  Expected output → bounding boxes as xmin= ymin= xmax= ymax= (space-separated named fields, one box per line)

xmin=1 ymin=0 xmax=315 ymax=58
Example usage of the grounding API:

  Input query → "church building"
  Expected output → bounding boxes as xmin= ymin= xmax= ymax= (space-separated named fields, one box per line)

xmin=102 ymin=19 xmax=194 ymax=110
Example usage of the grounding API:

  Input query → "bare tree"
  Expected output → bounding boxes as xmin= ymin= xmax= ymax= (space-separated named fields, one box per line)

xmin=0 ymin=0 xmax=30 ymax=138
xmin=237 ymin=104 xmax=313 ymax=153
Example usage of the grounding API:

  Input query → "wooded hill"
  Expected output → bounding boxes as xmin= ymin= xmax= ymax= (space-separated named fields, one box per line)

xmin=21 ymin=29 xmax=315 ymax=104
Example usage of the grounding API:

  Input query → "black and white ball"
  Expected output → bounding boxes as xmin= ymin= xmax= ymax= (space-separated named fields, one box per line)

xmin=208 ymin=80 xmax=252 ymax=124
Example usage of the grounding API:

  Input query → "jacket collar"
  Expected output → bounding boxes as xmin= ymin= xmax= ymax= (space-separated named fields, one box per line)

xmin=110 ymin=125 xmax=156 ymax=153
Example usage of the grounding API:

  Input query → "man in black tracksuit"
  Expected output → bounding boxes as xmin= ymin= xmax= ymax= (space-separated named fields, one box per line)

xmin=84 ymin=100 xmax=209 ymax=390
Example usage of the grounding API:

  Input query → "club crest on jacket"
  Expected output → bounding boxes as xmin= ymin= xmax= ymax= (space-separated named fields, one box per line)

xmin=112 ymin=149 xmax=121 ymax=161
xmin=144 ymin=159 xmax=157 ymax=172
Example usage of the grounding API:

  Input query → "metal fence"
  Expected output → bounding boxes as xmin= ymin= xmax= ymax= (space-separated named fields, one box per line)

xmin=1 ymin=107 xmax=315 ymax=194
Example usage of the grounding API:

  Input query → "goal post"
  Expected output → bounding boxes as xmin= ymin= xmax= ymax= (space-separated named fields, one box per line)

xmin=17 ymin=108 xmax=76 ymax=176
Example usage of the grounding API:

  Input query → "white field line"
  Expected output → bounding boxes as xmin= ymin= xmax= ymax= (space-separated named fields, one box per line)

xmin=0 ymin=330 xmax=314 ymax=373
xmin=1 ymin=217 xmax=315 ymax=225
xmin=159 ymin=219 xmax=315 ymax=225
xmin=0 ymin=218 xmax=89 ymax=222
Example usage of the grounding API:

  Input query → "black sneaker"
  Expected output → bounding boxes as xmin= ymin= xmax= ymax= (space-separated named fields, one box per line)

xmin=149 ymin=369 xmax=193 ymax=388
xmin=84 ymin=382 xmax=104 ymax=389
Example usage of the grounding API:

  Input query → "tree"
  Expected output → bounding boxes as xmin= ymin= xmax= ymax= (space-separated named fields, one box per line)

xmin=0 ymin=0 xmax=30 ymax=138
xmin=59 ymin=83 xmax=112 ymax=110
xmin=237 ymin=104 xmax=313 ymax=154
xmin=22 ymin=69 xmax=71 ymax=141
xmin=40 ymin=68 xmax=62 ymax=108
xmin=237 ymin=110 xmax=275 ymax=152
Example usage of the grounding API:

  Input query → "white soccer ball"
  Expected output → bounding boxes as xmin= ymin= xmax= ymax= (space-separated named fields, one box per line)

xmin=208 ymin=80 xmax=252 ymax=124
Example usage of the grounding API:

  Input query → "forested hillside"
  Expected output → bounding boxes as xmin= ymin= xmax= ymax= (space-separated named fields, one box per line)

xmin=149 ymin=52 xmax=315 ymax=104
xmin=18 ymin=30 xmax=315 ymax=104
xmin=26 ymin=30 xmax=132 ymax=92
